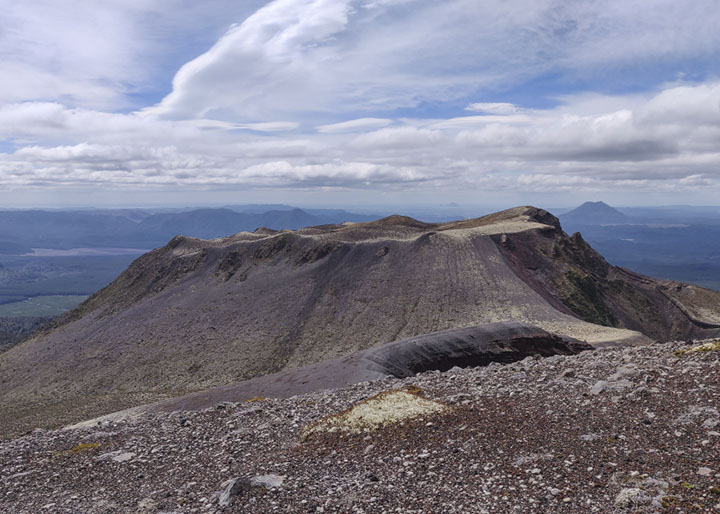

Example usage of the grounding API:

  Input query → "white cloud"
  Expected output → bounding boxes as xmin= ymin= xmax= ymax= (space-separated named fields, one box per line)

xmin=317 ymin=118 xmax=393 ymax=133
xmin=351 ymin=126 xmax=444 ymax=149
xmin=0 ymin=1 xmax=155 ymax=109
xmin=430 ymin=115 xmax=534 ymax=131
xmin=638 ymin=83 xmax=720 ymax=127
xmin=144 ymin=0 xmax=358 ymax=120
xmin=238 ymin=122 xmax=300 ymax=132
xmin=465 ymin=103 xmax=519 ymax=115
xmin=139 ymin=0 xmax=720 ymax=125
xmin=0 ymin=1 xmax=270 ymax=110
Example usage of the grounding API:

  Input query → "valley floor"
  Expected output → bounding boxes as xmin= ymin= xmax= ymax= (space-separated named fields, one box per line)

xmin=1 ymin=340 xmax=719 ymax=513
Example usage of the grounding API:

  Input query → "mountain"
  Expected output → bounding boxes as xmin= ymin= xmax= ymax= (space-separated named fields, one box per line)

xmin=1 ymin=206 xmax=719 ymax=437
xmin=0 ymin=207 xmax=384 ymax=354
xmin=560 ymin=201 xmax=629 ymax=225
xmin=138 ymin=208 xmax=261 ymax=240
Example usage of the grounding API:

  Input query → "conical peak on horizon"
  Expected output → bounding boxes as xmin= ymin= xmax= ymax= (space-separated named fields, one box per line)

xmin=561 ymin=200 xmax=628 ymax=223
xmin=580 ymin=201 xmax=612 ymax=208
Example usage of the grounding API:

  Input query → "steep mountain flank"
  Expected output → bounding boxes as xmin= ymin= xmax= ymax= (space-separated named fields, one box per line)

xmin=0 ymin=317 xmax=50 ymax=353
xmin=495 ymin=228 xmax=720 ymax=341
xmin=1 ymin=206 xmax=719 ymax=437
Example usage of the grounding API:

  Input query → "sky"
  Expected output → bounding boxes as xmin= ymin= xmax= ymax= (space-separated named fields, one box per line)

xmin=2 ymin=0 xmax=720 ymax=209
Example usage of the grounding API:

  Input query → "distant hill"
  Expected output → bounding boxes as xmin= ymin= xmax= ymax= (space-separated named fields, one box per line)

xmin=3 ymin=206 xmax=720 ymax=436
xmin=0 ymin=241 xmax=31 ymax=255
xmin=560 ymin=201 xmax=629 ymax=225
xmin=138 ymin=208 xmax=263 ymax=240
xmin=223 ymin=203 xmax=296 ymax=213
xmin=137 ymin=207 xmax=376 ymax=241
xmin=0 ymin=211 xmax=142 ymax=250
xmin=0 ymin=207 xmax=379 ymax=252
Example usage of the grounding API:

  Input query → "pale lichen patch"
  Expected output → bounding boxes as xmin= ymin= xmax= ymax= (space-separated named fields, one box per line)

xmin=301 ymin=388 xmax=449 ymax=439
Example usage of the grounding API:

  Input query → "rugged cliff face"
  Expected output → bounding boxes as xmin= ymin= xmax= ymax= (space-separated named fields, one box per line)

xmin=493 ymin=223 xmax=720 ymax=341
xmin=1 ymin=206 xmax=718 ymax=436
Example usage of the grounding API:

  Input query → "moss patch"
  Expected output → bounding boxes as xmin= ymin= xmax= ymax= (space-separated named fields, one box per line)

xmin=69 ymin=442 xmax=101 ymax=453
xmin=55 ymin=442 xmax=101 ymax=457
xmin=555 ymin=271 xmax=617 ymax=327
xmin=674 ymin=341 xmax=720 ymax=356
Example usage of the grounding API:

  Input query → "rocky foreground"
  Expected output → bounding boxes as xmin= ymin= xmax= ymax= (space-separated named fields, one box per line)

xmin=1 ymin=339 xmax=719 ymax=514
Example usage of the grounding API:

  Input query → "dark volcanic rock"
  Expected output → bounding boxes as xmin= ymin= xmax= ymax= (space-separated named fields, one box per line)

xmin=362 ymin=321 xmax=590 ymax=377
xmin=219 ymin=475 xmax=285 ymax=506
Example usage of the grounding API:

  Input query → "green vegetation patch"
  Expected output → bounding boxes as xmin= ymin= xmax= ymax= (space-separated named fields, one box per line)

xmin=0 ymin=295 xmax=88 ymax=317
xmin=674 ymin=340 xmax=720 ymax=356
xmin=69 ymin=442 xmax=101 ymax=453
xmin=555 ymin=271 xmax=617 ymax=327
xmin=55 ymin=442 xmax=101 ymax=458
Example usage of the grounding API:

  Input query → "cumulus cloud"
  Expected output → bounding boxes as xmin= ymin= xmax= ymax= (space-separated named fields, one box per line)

xmin=2 ymin=83 xmax=720 ymax=199
xmin=144 ymin=0 xmax=358 ymax=120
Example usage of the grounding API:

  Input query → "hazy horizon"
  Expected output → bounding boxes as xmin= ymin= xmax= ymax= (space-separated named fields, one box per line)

xmin=1 ymin=199 xmax=719 ymax=213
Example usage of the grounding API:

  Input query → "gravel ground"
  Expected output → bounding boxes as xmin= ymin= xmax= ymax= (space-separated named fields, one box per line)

xmin=1 ymin=339 xmax=718 ymax=513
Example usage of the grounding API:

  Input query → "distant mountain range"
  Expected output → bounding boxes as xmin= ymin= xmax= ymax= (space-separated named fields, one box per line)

xmin=0 ymin=206 xmax=379 ymax=253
